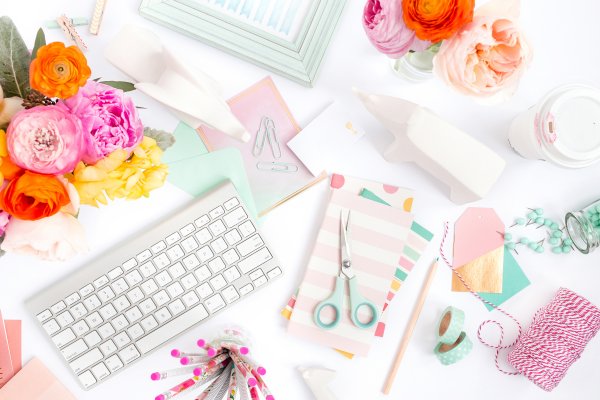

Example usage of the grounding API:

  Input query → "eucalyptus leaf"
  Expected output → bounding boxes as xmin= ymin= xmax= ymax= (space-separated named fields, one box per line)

xmin=31 ymin=27 xmax=46 ymax=61
xmin=0 ymin=16 xmax=31 ymax=98
xmin=100 ymin=80 xmax=135 ymax=92
xmin=144 ymin=127 xmax=176 ymax=151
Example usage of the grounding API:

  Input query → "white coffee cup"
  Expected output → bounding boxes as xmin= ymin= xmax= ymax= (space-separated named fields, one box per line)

xmin=508 ymin=84 xmax=600 ymax=168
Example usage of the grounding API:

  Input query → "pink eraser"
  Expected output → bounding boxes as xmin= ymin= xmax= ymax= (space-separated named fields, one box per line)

xmin=266 ymin=396 xmax=275 ymax=400
xmin=150 ymin=372 xmax=161 ymax=381
xmin=193 ymin=367 xmax=203 ymax=376
xmin=257 ymin=367 xmax=266 ymax=375
xmin=197 ymin=339 xmax=206 ymax=347
xmin=181 ymin=357 xmax=190 ymax=365
xmin=240 ymin=347 xmax=249 ymax=355
xmin=207 ymin=348 xmax=216 ymax=357
xmin=248 ymin=378 xmax=257 ymax=387
xmin=156 ymin=395 xmax=165 ymax=400
xmin=171 ymin=349 xmax=180 ymax=357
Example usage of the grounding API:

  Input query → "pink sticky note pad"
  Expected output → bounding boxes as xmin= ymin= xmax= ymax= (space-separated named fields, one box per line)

xmin=4 ymin=321 xmax=21 ymax=374
xmin=0 ymin=358 xmax=76 ymax=400
xmin=453 ymin=207 xmax=504 ymax=267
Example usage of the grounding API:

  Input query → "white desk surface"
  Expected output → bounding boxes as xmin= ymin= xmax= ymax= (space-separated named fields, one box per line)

xmin=2 ymin=1 xmax=600 ymax=399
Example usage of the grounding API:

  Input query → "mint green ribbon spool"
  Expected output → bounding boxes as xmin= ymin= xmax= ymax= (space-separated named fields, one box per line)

xmin=434 ymin=332 xmax=473 ymax=365
xmin=436 ymin=306 xmax=465 ymax=345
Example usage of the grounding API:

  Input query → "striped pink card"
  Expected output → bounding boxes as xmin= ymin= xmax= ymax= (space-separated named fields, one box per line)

xmin=287 ymin=189 xmax=414 ymax=356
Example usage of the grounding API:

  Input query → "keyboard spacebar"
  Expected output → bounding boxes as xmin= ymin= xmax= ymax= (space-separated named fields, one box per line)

xmin=137 ymin=304 xmax=209 ymax=354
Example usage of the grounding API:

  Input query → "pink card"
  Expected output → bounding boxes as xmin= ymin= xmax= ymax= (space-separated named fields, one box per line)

xmin=0 ymin=358 xmax=76 ymax=400
xmin=0 ymin=311 xmax=14 ymax=389
xmin=4 ymin=321 xmax=21 ymax=374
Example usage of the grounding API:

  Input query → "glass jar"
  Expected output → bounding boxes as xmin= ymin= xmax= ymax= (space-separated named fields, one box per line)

xmin=565 ymin=200 xmax=600 ymax=253
xmin=390 ymin=44 xmax=440 ymax=83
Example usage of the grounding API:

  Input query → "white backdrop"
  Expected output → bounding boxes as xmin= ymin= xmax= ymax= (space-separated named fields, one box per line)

xmin=1 ymin=1 xmax=600 ymax=399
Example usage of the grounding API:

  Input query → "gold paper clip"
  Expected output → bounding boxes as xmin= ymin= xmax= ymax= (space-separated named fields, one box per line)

xmin=256 ymin=162 xmax=298 ymax=173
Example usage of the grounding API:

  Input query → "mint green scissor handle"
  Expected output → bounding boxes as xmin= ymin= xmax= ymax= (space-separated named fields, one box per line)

xmin=313 ymin=277 xmax=379 ymax=330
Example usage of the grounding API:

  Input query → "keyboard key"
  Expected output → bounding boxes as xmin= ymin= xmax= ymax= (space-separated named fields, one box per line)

xmin=181 ymin=237 xmax=199 ymax=253
xmin=125 ymin=270 xmax=143 ymax=286
xmin=65 ymin=292 xmax=81 ymax=306
xmin=224 ymin=197 xmax=239 ymax=210
xmin=84 ymin=295 xmax=101 ymax=312
xmin=113 ymin=332 xmax=131 ymax=348
xmin=205 ymin=294 xmax=226 ymax=314
xmin=137 ymin=305 xmax=208 ymax=354
xmin=196 ymin=283 xmax=213 ymax=299
xmin=108 ymin=267 xmax=124 ymax=280
xmin=137 ymin=249 xmax=152 ymax=263
xmin=85 ymin=312 xmax=103 ymax=329
xmin=155 ymin=271 xmax=172 ymax=287
xmin=71 ymin=303 xmax=88 ymax=319
xmin=224 ymin=266 xmax=241 ymax=283
xmin=111 ymin=278 xmax=129 ymax=295
xmin=238 ymin=221 xmax=255 ymax=237
xmin=168 ymin=262 xmax=186 ymax=279
xmin=151 ymin=241 xmax=167 ymax=254
xmin=249 ymin=269 xmax=265 ymax=281
xmin=194 ymin=214 xmax=210 ymax=228
xmin=114 ymin=296 xmax=131 ymax=312
xmin=195 ymin=228 xmax=212 ymax=245
xmin=125 ymin=306 xmax=143 ymax=323
xmin=78 ymin=370 xmax=97 ymax=389
xmin=166 ymin=232 xmax=181 ymax=245
xmin=208 ymin=257 xmax=226 ymax=274
xmin=70 ymin=348 xmax=102 ymax=374
xmin=239 ymin=284 xmax=254 ymax=296
xmin=140 ymin=316 xmax=159 ymax=332
xmin=141 ymin=279 xmax=159 ymax=296
xmin=99 ymin=304 xmax=117 ymax=320
xmin=105 ymin=355 xmax=124 ymax=372
xmin=80 ymin=284 xmax=94 ymax=298
xmin=52 ymin=328 xmax=76 ymax=348
xmin=209 ymin=220 xmax=226 ymax=236
xmin=84 ymin=331 xmax=102 ymax=347
xmin=182 ymin=292 xmax=200 ymax=307
xmin=223 ymin=207 xmax=248 ymax=228
xmin=196 ymin=246 xmax=214 ymax=262
xmin=182 ymin=254 xmax=201 ymax=270
xmin=122 ymin=258 xmax=137 ymax=271
xmin=100 ymin=340 xmax=117 ymax=357
xmin=194 ymin=266 xmax=211 ymax=282
xmin=224 ymin=229 xmax=242 ymax=245
xmin=180 ymin=224 xmax=195 ymax=237
xmin=167 ymin=282 xmax=184 ymax=298
xmin=91 ymin=362 xmax=110 ymax=380
xmin=127 ymin=323 xmax=145 ymax=340
xmin=139 ymin=298 xmax=157 ymax=315
xmin=153 ymin=253 xmax=170 ymax=269
xmin=37 ymin=309 xmax=52 ymax=322
xmin=98 ymin=323 xmax=116 ymax=339
xmin=51 ymin=301 xmax=66 ymax=314
xmin=73 ymin=320 xmax=90 ymax=336
xmin=238 ymin=248 xmax=272 ymax=274
xmin=62 ymin=339 xmax=88 ymax=361
xmin=253 ymin=275 xmax=268 ymax=287
xmin=93 ymin=275 xmax=109 ymax=289
xmin=126 ymin=287 xmax=144 ymax=304
xmin=56 ymin=310 xmax=75 ymax=328
xmin=237 ymin=234 xmax=265 ymax=257
xmin=167 ymin=245 xmax=185 ymax=262
xmin=210 ymin=237 xmax=227 ymax=253
xmin=140 ymin=262 xmax=157 ymax=278
xmin=155 ymin=307 xmax=172 ymax=324
xmin=267 ymin=267 xmax=282 ymax=279
xmin=168 ymin=299 xmax=186 ymax=316
xmin=153 ymin=290 xmax=170 ymax=307
xmin=97 ymin=286 xmax=116 ymax=303
xmin=118 ymin=344 xmax=140 ymax=364
xmin=111 ymin=315 xmax=129 ymax=331
xmin=222 ymin=286 xmax=240 ymax=304
xmin=222 ymin=249 xmax=240 ymax=265
xmin=209 ymin=275 xmax=227 ymax=291
xmin=181 ymin=273 xmax=198 ymax=290
xmin=209 ymin=206 xmax=225 ymax=219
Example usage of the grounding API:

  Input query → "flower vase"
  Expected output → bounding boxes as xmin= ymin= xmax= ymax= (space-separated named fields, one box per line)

xmin=390 ymin=44 xmax=440 ymax=83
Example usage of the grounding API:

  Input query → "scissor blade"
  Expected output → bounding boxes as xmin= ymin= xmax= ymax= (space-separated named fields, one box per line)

xmin=340 ymin=210 xmax=352 ymax=268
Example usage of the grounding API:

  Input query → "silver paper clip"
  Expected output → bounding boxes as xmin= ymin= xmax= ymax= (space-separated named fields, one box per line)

xmin=256 ymin=162 xmax=298 ymax=173
xmin=253 ymin=116 xmax=281 ymax=159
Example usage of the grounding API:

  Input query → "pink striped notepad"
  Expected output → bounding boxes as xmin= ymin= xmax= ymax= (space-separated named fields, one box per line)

xmin=287 ymin=189 xmax=414 ymax=356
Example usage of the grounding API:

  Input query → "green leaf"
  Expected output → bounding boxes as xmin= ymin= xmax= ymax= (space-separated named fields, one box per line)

xmin=0 ymin=16 xmax=31 ymax=98
xmin=100 ymin=80 xmax=135 ymax=92
xmin=31 ymin=27 xmax=46 ymax=61
xmin=92 ymin=77 xmax=102 ymax=82
xmin=144 ymin=127 xmax=176 ymax=151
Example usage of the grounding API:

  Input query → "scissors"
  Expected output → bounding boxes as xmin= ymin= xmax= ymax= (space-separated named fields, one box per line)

xmin=313 ymin=210 xmax=379 ymax=330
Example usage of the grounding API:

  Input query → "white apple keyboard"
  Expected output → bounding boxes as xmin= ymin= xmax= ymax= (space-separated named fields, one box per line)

xmin=26 ymin=180 xmax=282 ymax=390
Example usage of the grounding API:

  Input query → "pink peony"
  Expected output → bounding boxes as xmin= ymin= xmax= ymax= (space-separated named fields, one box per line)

xmin=363 ymin=0 xmax=430 ymax=58
xmin=59 ymin=81 xmax=144 ymax=165
xmin=6 ymin=106 xmax=84 ymax=174
xmin=0 ymin=211 xmax=10 ymax=236
xmin=433 ymin=15 xmax=531 ymax=101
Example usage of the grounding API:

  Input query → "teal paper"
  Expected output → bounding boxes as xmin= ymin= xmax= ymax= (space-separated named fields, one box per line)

xmin=162 ymin=122 xmax=208 ymax=164
xmin=479 ymin=249 xmax=530 ymax=311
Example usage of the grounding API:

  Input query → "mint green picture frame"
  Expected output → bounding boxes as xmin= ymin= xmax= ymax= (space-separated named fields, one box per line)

xmin=139 ymin=0 xmax=346 ymax=87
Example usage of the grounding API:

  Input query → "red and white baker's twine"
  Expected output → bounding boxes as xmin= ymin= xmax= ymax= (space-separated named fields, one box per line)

xmin=440 ymin=222 xmax=600 ymax=391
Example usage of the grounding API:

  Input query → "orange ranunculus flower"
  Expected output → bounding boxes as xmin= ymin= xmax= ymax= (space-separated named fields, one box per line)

xmin=402 ymin=0 xmax=475 ymax=43
xmin=0 ymin=171 xmax=70 ymax=220
xmin=29 ymin=42 xmax=91 ymax=99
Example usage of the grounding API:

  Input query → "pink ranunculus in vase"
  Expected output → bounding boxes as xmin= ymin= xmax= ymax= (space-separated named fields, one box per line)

xmin=59 ymin=81 xmax=144 ymax=165
xmin=433 ymin=15 xmax=532 ymax=101
xmin=363 ymin=0 xmax=430 ymax=58
xmin=6 ymin=106 xmax=84 ymax=175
